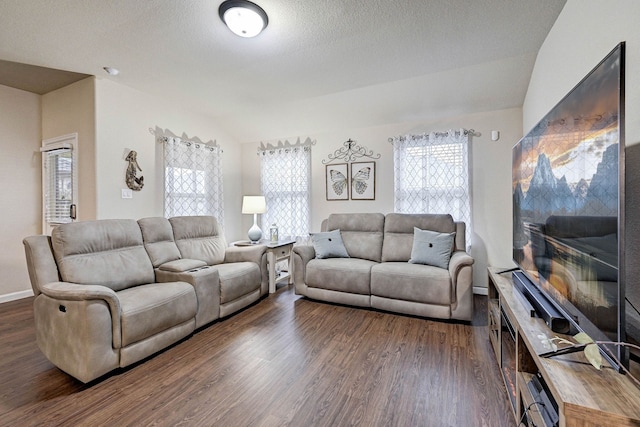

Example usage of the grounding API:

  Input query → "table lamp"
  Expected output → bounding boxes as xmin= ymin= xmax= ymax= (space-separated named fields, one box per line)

xmin=242 ymin=195 xmax=266 ymax=243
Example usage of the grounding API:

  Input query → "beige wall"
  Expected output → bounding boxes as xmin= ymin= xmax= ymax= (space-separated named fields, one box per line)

xmin=42 ymin=77 xmax=97 ymax=222
xmin=242 ymin=107 xmax=522 ymax=290
xmin=0 ymin=78 xmax=245 ymax=301
xmin=0 ymin=85 xmax=41 ymax=299
xmin=524 ymin=0 xmax=640 ymax=147
xmin=94 ymin=79 xmax=244 ymax=240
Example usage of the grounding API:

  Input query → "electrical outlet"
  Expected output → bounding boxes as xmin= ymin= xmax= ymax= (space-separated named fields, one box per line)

xmin=121 ymin=188 xmax=133 ymax=199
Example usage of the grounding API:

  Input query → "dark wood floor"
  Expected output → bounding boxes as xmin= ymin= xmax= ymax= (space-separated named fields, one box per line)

xmin=0 ymin=285 xmax=514 ymax=426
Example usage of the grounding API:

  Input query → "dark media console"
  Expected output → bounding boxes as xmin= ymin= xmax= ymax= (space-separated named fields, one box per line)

xmin=487 ymin=267 xmax=640 ymax=426
xmin=512 ymin=271 xmax=570 ymax=334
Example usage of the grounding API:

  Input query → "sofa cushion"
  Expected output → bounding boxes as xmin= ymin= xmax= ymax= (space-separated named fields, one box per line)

xmin=306 ymin=258 xmax=375 ymax=294
xmin=138 ymin=217 xmax=182 ymax=267
xmin=216 ymin=262 xmax=261 ymax=304
xmin=409 ymin=227 xmax=455 ymax=269
xmin=118 ymin=281 xmax=197 ymax=347
xmin=371 ymin=262 xmax=452 ymax=305
xmin=52 ymin=219 xmax=155 ymax=291
xmin=170 ymin=216 xmax=226 ymax=265
xmin=311 ymin=229 xmax=350 ymax=259
xmin=325 ymin=213 xmax=385 ymax=262
xmin=381 ymin=213 xmax=456 ymax=262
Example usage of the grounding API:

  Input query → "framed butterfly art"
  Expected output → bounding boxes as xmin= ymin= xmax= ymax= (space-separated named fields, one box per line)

xmin=326 ymin=163 xmax=349 ymax=200
xmin=350 ymin=161 xmax=375 ymax=200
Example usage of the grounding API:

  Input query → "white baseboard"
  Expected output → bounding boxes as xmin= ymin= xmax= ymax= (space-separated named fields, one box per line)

xmin=0 ymin=289 xmax=34 ymax=304
xmin=473 ymin=286 xmax=488 ymax=296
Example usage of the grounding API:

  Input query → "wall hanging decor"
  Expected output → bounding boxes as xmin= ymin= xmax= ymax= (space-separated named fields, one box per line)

xmin=326 ymin=163 xmax=349 ymax=200
xmin=322 ymin=138 xmax=381 ymax=164
xmin=350 ymin=161 xmax=375 ymax=200
xmin=323 ymin=138 xmax=379 ymax=201
xmin=125 ymin=150 xmax=144 ymax=191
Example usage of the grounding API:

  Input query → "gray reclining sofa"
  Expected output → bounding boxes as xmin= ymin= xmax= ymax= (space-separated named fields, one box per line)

xmin=22 ymin=216 xmax=267 ymax=383
xmin=293 ymin=213 xmax=474 ymax=321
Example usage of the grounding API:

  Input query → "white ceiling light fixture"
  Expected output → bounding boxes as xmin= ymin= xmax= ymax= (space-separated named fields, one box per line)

xmin=219 ymin=0 xmax=268 ymax=38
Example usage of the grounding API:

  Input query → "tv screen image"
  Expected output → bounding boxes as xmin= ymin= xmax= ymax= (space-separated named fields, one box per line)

xmin=512 ymin=43 xmax=633 ymax=368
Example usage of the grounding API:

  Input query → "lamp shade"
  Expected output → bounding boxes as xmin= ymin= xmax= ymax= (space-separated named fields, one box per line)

xmin=242 ymin=196 xmax=266 ymax=214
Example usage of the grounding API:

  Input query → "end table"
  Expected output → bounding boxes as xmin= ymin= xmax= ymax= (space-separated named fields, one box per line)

xmin=234 ymin=239 xmax=296 ymax=294
xmin=264 ymin=239 xmax=296 ymax=293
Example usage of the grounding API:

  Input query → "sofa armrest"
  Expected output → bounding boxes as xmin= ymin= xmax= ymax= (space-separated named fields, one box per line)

xmin=224 ymin=245 xmax=268 ymax=294
xmin=23 ymin=235 xmax=60 ymax=296
xmin=224 ymin=245 xmax=266 ymax=265
xmin=292 ymin=245 xmax=315 ymax=286
xmin=448 ymin=250 xmax=474 ymax=291
xmin=293 ymin=244 xmax=315 ymax=260
xmin=39 ymin=281 xmax=122 ymax=348
xmin=448 ymin=251 xmax=474 ymax=277
xmin=448 ymin=250 xmax=475 ymax=320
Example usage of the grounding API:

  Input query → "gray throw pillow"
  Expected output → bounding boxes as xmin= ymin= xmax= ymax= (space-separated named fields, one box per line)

xmin=311 ymin=229 xmax=350 ymax=259
xmin=409 ymin=227 xmax=455 ymax=269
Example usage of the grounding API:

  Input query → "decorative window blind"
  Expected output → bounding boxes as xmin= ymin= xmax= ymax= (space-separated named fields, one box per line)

xmin=162 ymin=136 xmax=224 ymax=224
xmin=259 ymin=139 xmax=313 ymax=241
xmin=390 ymin=129 xmax=472 ymax=250
xmin=43 ymin=147 xmax=74 ymax=225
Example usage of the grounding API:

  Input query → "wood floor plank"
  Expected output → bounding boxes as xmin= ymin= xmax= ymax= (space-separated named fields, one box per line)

xmin=0 ymin=286 xmax=514 ymax=426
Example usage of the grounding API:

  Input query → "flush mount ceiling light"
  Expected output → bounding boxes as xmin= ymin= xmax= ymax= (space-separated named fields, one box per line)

xmin=219 ymin=0 xmax=268 ymax=38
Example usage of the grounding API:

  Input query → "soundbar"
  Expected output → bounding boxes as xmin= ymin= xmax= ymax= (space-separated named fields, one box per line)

xmin=512 ymin=272 xmax=570 ymax=334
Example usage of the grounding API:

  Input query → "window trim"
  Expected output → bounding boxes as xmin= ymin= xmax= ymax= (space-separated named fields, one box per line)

xmin=41 ymin=133 xmax=78 ymax=233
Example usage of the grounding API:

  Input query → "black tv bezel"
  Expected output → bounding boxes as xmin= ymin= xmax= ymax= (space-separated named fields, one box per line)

xmin=512 ymin=42 xmax=626 ymax=369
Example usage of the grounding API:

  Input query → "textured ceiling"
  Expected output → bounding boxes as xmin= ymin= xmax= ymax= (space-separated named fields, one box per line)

xmin=0 ymin=0 xmax=566 ymax=141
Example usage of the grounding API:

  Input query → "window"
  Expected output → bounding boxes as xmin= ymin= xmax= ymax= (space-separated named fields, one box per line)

xmin=41 ymin=133 xmax=78 ymax=233
xmin=259 ymin=140 xmax=313 ymax=240
xmin=391 ymin=130 xmax=472 ymax=249
xmin=163 ymin=136 xmax=224 ymax=224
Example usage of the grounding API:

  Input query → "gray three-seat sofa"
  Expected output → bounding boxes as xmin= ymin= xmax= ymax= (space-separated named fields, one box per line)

xmin=292 ymin=213 xmax=475 ymax=321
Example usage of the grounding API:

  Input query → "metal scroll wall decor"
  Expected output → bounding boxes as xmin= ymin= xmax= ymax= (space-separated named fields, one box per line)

xmin=324 ymin=139 xmax=379 ymax=201
xmin=125 ymin=150 xmax=144 ymax=191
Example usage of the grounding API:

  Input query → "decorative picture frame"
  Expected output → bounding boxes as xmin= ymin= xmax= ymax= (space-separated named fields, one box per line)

xmin=350 ymin=161 xmax=375 ymax=200
xmin=325 ymin=163 xmax=349 ymax=200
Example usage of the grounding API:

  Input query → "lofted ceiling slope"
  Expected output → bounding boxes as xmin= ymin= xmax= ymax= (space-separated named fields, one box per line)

xmin=0 ymin=0 xmax=566 ymax=141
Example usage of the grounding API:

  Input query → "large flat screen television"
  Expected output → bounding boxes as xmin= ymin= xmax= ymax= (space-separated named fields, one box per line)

xmin=512 ymin=42 xmax=635 ymax=369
